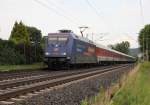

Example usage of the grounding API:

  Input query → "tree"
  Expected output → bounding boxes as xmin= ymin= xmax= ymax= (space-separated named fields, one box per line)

xmin=138 ymin=24 xmax=150 ymax=61
xmin=10 ymin=21 xmax=29 ymax=44
xmin=26 ymin=26 xmax=43 ymax=62
xmin=26 ymin=26 xmax=42 ymax=43
xmin=41 ymin=36 xmax=46 ymax=49
xmin=9 ymin=21 xmax=44 ymax=64
xmin=108 ymin=41 xmax=130 ymax=54
xmin=9 ymin=21 xmax=30 ymax=63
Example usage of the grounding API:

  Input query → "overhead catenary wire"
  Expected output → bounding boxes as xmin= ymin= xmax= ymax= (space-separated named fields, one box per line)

xmin=85 ymin=0 xmax=113 ymax=29
xmin=33 ymin=0 xmax=139 ymax=49
xmin=33 ymin=0 xmax=79 ymax=27
xmin=118 ymin=32 xmax=138 ymax=42
xmin=85 ymin=0 xmax=102 ymax=18
xmin=45 ymin=0 xmax=83 ymax=25
xmin=126 ymin=35 xmax=138 ymax=42
xmin=84 ymin=0 xmax=114 ymax=41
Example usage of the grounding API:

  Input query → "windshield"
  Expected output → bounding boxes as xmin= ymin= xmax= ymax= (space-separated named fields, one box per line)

xmin=48 ymin=36 xmax=68 ymax=44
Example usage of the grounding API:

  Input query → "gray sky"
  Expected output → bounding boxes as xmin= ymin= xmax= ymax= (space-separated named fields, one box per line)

xmin=0 ymin=0 xmax=150 ymax=48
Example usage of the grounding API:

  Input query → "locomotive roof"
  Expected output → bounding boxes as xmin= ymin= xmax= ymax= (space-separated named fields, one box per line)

xmin=48 ymin=33 xmax=70 ymax=36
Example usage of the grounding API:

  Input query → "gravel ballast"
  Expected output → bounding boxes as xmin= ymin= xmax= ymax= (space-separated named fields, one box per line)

xmin=2 ymin=66 xmax=134 ymax=105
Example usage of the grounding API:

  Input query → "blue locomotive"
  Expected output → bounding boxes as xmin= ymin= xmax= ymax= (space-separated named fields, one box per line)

xmin=44 ymin=30 xmax=97 ymax=68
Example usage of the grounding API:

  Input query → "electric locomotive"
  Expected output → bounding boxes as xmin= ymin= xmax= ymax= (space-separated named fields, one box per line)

xmin=44 ymin=30 xmax=135 ymax=68
xmin=44 ymin=30 xmax=97 ymax=68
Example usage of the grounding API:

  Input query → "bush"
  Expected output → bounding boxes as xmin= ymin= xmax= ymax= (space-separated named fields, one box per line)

xmin=0 ymin=39 xmax=44 ymax=65
xmin=0 ymin=39 xmax=26 ymax=65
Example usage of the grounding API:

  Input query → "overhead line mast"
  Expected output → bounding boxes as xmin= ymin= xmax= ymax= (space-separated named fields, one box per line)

xmin=85 ymin=0 xmax=102 ymax=18
xmin=139 ymin=0 xmax=148 ymax=61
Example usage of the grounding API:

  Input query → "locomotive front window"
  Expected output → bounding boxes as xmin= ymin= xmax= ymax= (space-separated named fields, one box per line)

xmin=48 ymin=37 xmax=58 ymax=44
xmin=48 ymin=36 xmax=68 ymax=44
xmin=58 ymin=37 xmax=67 ymax=41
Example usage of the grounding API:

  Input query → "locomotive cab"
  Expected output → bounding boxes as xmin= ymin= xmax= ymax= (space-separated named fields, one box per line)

xmin=44 ymin=30 xmax=73 ymax=68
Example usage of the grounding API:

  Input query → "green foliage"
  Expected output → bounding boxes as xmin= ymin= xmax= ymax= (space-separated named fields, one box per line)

xmin=108 ymin=41 xmax=130 ymax=54
xmin=9 ymin=21 xmax=30 ymax=64
xmin=138 ymin=24 xmax=150 ymax=60
xmin=0 ymin=39 xmax=25 ymax=65
xmin=111 ymin=62 xmax=150 ymax=105
xmin=0 ymin=21 xmax=44 ymax=65
xmin=8 ymin=21 xmax=43 ymax=64
xmin=9 ymin=21 xmax=29 ymax=44
xmin=81 ymin=99 xmax=88 ymax=105
xmin=26 ymin=26 xmax=42 ymax=43
xmin=26 ymin=26 xmax=43 ymax=63
xmin=29 ymin=44 xmax=43 ymax=63
xmin=41 ymin=36 xmax=47 ymax=49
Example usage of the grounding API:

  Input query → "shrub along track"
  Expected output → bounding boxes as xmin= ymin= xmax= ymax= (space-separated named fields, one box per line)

xmin=0 ymin=64 xmax=133 ymax=103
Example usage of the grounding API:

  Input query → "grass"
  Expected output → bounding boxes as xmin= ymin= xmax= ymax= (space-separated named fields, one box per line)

xmin=81 ymin=87 xmax=105 ymax=105
xmin=81 ymin=62 xmax=150 ymax=105
xmin=111 ymin=62 xmax=150 ymax=105
xmin=0 ymin=63 xmax=46 ymax=71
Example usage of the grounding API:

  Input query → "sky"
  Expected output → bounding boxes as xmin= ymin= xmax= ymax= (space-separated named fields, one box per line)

xmin=0 ymin=0 xmax=150 ymax=48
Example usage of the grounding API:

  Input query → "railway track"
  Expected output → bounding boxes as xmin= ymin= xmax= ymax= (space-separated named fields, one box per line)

xmin=0 ymin=65 xmax=118 ymax=83
xmin=0 ymin=65 xmax=110 ymax=81
xmin=0 ymin=70 xmax=49 ymax=81
xmin=0 ymin=70 xmax=62 ymax=81
xmin=0 ymin=64 xmax=133 ymax=103
xmin=0 ymin=65 xmax=123 ymax=90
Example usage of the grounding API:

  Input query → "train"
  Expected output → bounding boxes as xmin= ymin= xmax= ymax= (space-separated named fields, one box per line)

xmin=44 ymin=30 xmax=135 ymax=68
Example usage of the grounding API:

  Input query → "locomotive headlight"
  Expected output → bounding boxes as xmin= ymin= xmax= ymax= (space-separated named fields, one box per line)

xmin=45 ymin=52 xmax=50 ymax=56
xmin=62 ymin=52 xmax=66 ymax=55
